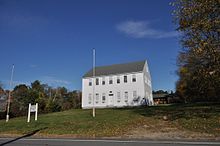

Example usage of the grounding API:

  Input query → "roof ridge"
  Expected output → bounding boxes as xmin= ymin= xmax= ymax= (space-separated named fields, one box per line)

xmin=83 ymin=60 xmax=146 ymax=78
xmin=95 ymin=60 xmax=146 ymax=68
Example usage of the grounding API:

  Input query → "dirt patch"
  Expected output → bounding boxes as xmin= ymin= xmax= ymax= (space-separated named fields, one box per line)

xmin=123 ymin=117 xmax=219 ymax=140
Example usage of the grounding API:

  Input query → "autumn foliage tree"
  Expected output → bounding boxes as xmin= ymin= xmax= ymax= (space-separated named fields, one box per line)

xmin=172 ymin=0 xmax=220 ymax=102
xmin=7 ymin=80 xmax=82 ymax=117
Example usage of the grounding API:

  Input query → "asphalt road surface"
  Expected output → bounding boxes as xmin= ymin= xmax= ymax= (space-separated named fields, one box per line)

xmin=0 ymin=138 xmax=220 ymax=146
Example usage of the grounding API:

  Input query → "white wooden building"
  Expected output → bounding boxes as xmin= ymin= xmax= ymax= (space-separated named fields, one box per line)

xmin=82 ymin=60 xmax=153 ymax=109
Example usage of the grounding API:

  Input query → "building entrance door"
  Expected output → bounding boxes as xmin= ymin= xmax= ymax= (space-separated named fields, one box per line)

xmin=108 ymin=93 xmax=114 ymax=106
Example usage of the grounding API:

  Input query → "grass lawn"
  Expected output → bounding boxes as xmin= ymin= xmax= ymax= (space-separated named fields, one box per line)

xmin=0 ymin=103 xmax=219 ymax=138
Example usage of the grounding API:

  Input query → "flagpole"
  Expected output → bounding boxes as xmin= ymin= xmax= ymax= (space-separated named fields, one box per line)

xmin=92 ymin=48 xmax=96 ymax=117
xmin=6 ymin=64 xmax=15 ymax=122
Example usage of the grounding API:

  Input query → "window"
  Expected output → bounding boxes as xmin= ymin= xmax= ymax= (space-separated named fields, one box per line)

xmin=96 ymin=78 xmax=99 ymax=85
xmin=124 ymin=91 xmax=128 ymax=102
xmin=117 ymin=92 xmax=121 ymax=102
xmin=89 ymin=79 xmax=92 ymax=86
xmin=109 ymin=77 xmax=113 ymax=84
xmin=109 ymin=91 xmax=113 ymax=96
xmin=117 ymin=76 xmax=120 ymax=84
xmin=124 ymin=76 xmax=127 ymax=83
xmin=133 ymin=91 xmax=137 ymax=99
xmin=88 ymin=94 xmax=92 ymax=104
xmin=132 ymin=74 xmax=136 ymax=82
xmin=102 ymin=77 xmax=105 ymax=85
xmin=95 ymin=93 xmax=99 ymax=103
xmin=102 ymin=93 xmax=106 ymax=103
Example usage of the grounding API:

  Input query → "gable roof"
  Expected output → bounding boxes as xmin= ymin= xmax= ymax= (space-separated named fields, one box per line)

xmin=83 ymin=60 xmax=146 ymax=78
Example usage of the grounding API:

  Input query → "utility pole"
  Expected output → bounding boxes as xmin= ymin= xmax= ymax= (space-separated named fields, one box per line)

xmin=92 ymin=48 xmax=96 ymax=117
xmin=6 ymin=64 xmax=15 ymax=122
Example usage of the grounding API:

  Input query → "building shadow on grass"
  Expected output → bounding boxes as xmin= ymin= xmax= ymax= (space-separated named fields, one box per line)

xmin=0 ymin=127 xmax=47 ymax=146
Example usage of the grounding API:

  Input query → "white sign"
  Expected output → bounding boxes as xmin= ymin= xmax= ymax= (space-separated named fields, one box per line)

xmin=30 ymin=105 xmax=36 ymax=112
xmin=27 ymin=103 xmax=38 ymax=123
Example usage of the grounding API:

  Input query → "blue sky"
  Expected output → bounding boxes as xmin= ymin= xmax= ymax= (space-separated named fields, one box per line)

xmin=0 ymin=0 xmax=180 ymax=91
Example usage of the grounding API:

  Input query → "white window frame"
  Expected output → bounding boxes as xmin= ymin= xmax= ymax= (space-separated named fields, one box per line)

xmin=117 ymin=92 xmax=120 ymax=102
xmin=132 ymin=74 xmax=136 ymax=82
xmin=124 ymin=91 xmax=128 ymax=102
xmin=133 ymin=91 xmax=137 ymax=99
xmin=102 ymin=93 xmax=106 ymax=103
xmin=89 ymin=79 xmax=92 ymax=86
xmin=117 ymin=76 xmax=120 ymax=84
xmin=95 ymin=93 xmax=99 ymax=103
xmin=96 ymin=78 xmax=99 ymax=85
xmin=88 ymin=93 xmax=92 ymax=104
xmin=109 ymin=76 xmax=113 ymax=84
xmin=124 ymin=75 xmax=127 ymax=83
xmin=102 ymin=77 xmax=105 ymax=85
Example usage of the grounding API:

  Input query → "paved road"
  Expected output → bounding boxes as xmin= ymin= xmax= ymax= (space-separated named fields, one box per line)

xmin=0 ymin=138 xmax=220 ymax=146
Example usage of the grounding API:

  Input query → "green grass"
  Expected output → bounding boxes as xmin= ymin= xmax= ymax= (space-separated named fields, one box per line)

xmin=0 ymin=103 xmax=220 ymax=137
xmin=0 ymin=108 xmax=141 ymax=137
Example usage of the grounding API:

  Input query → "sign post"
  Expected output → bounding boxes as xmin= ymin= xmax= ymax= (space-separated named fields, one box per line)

xmin=27 ymin=103 xmax=38 ymax=123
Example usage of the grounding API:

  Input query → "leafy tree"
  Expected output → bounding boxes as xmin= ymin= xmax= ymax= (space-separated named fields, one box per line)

xmin=0 ymin=81 xmax=3 ymax=91
xmin=172 ymin=0 xmax=220 ymax=102
xmin=30 ymin=80 xmax=48 ymax=112
xmin=11 ymin=84 xmax=29 ymax=116
xmin=153 ymin=90 xmax=168 ymax=94
xmin=9 ymin=79 xmax=82 ymax=117
xmin=61 ymin=90 xmax=81 ymax=110
xmin=31 ymin=80 xmax=44 ymax=93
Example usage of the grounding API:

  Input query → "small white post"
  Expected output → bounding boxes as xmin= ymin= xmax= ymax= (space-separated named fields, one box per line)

xmin=27 ymin=103 xmax=31 ymax=123
xmin=35 ymin=103 xmax=38 ymax=121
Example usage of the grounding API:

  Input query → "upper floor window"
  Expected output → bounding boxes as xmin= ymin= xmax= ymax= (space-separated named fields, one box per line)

xmin=124 ymin=91 xmax=128 ymax=102
xmin=102 ymin=77 xmax=105 ymax=85
xmin=96 ymin=78 xmax=99 ymax=85
xmin=109 ymin=77 xmax=113 ymax=84
xmin=89 ymin=79 xmax=92 ymax=86
xmin=124 ymin=76 xmax=127 ymax=83
xmin=132 ymin=74 xmax=136 ymax=82
xmin=117 ymin=76 xmax=120 ymax=84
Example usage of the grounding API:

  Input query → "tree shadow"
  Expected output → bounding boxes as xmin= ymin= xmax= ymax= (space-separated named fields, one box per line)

xmin=0 ymin=127 xmax=47 ymax=146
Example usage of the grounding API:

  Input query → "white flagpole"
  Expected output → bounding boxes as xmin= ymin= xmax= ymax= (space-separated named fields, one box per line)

xmin=6 ymin=64 xmax=15 ymax=122
xmin=92 ymin=48 xmax=96 ymax=117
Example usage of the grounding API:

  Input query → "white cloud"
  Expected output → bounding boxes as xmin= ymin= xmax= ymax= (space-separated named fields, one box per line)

xmin=2 ymin=80 xmax=31 ymax=90
xmin=2 ymin=76 xmax=71 ymax=90
xmin=42 ymin=76 xmax=71 ymax=86
xmin=116 ymin=20 xmax=178 ymax=39
xmin=29 ymin=64 xmax=38 ymax=68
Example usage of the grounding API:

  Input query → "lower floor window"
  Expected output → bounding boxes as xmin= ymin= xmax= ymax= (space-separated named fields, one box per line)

xmin=124 ymin=91 xmax=128 ymax=102
xmin=117 ymin=92 xmax=121 ymax=102
xmin=88 ymin=94 xmax=92 ymax=104
xmin=96 ymin=93 xmax=99 ymax=103
xmin=102 ymin=93 xmax=106 ymax=103
xmin=133 ymin=91 xmax=137 ymax=99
